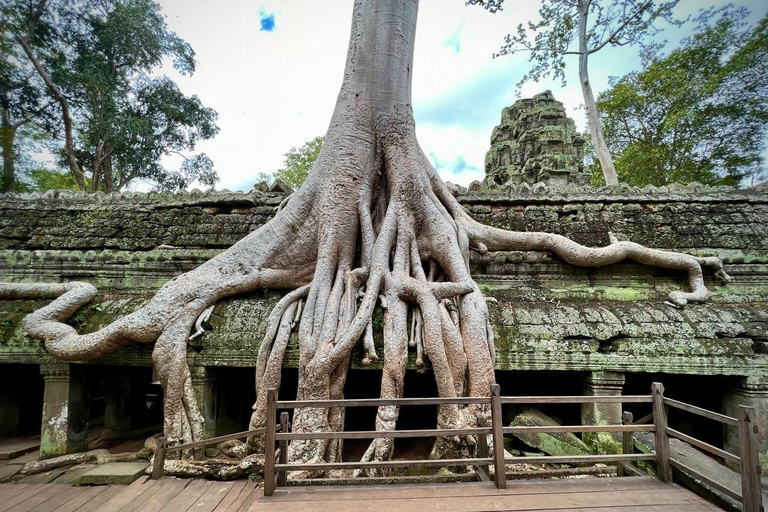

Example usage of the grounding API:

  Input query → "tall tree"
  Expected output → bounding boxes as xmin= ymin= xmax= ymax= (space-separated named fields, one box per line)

xmin=258 ymin=135 xmax=324 ymax=190
xmin=468 ymin=0 xmax=681 ymax=186
xmin=0 ymin=0 xmax=730 ymax=476
xmin=597 ymin=9 xmax=768 ymax=187
xmin=5 ymin=0 xmax=219 ymax=192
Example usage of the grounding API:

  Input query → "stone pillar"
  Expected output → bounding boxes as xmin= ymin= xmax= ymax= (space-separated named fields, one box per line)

xmin=190 ymin=366 xmax=216 ymax=439
xmin=723 ymin=376 xmax=768 ymax=472
xmin=581 ymin=371 xmax=625 ymax=453
xmin=40 ymin=363 xmax=89 ymax=459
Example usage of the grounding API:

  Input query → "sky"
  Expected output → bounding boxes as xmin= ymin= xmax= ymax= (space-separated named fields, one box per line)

xmin=151 ymin=0 xmax=768 ymax=192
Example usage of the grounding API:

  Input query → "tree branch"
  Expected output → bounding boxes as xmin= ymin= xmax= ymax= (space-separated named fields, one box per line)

xmin=588 ymin=0 xmax=652 ymax=55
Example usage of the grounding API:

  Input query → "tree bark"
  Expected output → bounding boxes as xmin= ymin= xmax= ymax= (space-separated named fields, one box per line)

xmin=0 ymin=112 xmax=15 ymax=193
xmin=17 ymin=33 xmax=87 ymax=192
xmin=578 ymin=1 xmax=619 ymax=186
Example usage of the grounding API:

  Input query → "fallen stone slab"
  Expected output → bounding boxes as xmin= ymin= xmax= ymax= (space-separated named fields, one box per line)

xmin=78 ymin=461 xmax=149 ymax=485
xmin=56 ymin=465 xmax=98 ymax=485
xmin=18 ymin=468 xmax=66 ymax=484
xmin=508 ymin=408 xmax=592 ymax=457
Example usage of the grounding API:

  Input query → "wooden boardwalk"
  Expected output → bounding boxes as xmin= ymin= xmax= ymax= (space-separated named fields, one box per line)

xmin=0 ymin=475 xmax=720 ymax=512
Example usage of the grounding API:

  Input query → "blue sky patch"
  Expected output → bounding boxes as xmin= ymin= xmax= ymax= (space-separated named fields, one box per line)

xmin=259 ymin=7 xmax=275 ymax=32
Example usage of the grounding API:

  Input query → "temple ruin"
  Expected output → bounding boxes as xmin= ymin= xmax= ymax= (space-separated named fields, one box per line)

xmin=484 ymin=90 xmax=590 ymax=186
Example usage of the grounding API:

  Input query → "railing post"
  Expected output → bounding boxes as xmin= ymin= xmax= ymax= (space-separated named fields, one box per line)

xmin=738 ymin=406 xmax=763 ymax=512
xmin=151 ymin=436 xmax=166 ymax=480
xmin=651 ymin=383 xmax=672 ymax=483
xmin=278 ymin=411 xmax=290 ymax=487
xmin=490 ymin=384 xmax=507 ymax=489
xmin=477 ymin=415 xmax=490 ymax=481
xmin=619 ymin=411 xmax=634 ymax=477
xmin=264 ymin=388 xmax=277 ymax=496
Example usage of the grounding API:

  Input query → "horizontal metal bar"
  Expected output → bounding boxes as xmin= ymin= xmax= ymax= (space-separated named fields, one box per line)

xmin=276 ymin=427 xmax=491 ymax=441
xmin=503 ymin=453 xmax=657 ymax=465
xmin=500 ymin=396 xmax=653 ymax=404
xmin=502 ymin=424 xmax=655 ymax=435
xmin=166 ymin=426 xmax=268 ymax=453
xmin=669 ymin=459 xmax=743 ymax=502
xmin=276 ymin=397 xmax=490 ymax=409
xmin=276 ymin=457 xmax=494 ymax=472
xmin=666 ymin=428 xmax=740 ymax=464
xmin=664 ymin=398 xmax=739 ymax=426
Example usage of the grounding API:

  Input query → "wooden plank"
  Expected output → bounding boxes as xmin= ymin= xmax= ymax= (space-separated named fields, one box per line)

xmin=276 ymin=427 xmax=491 ymax=441
xmin=218 ymin=482 xmax=257 ymax=512
xmin=632 ymin=412 xmax=654 ymax=425
xmin=233 ymin=485 xmax=262 ymax=512
xmin=157 ymin=479 xmax=212 ymax=512
xmin=503 ymin=454 xmax=655 ymax=465
xmin=619 ymin=411 xmax=634 ymax=477
xmin=261 ymin=478 xmax=669 ymax=501
xmin=500 ymin=395 xmax=652 ymax=404
xmin=0 ymin=484 xmax=31 ymax=503
xmin=100 ymin=476 xmax=160 ymax=512
xmin=133 ymin=477 xmax=190 ymax=512
xmin=50 ymin=486 xmax=111 ymax=512
xmin=166 ymin=428 xmax=267 ymax=454
xmin=278 ymin=412 xmax=289 ymax=488
xmin=5 ymin=484 xmax=62 ymax=512
xmin=276 ymin=457 xmax=493 ymax=472
xmin=502 ymin=425 xmax=655 ymax=434
xmin=490 ymin=384 xmax=506 ymax=490
xmin=122 ymin=478 xmax=175 ymax=512
xmin=76 ymin=486 xmax=128 ymax=512
xmin=666 ymin=427 xmax=740 ymax=464
xmin=664 ymin=398 xmax=738 ymax=426
xmin=669 ymin=458 xmax=742 ymax=502
xmin=276 ymin=397 xmax=489 ymax=409
xmin=33 ymin=485 xmax=82 ymax=512
xmin=0 ymin=484 xmax=48 ymax=512
xmin=652 ymin=382 xmax=672 ymax=483
xmin=211 ymin=481 xmax=247 ymax=512
xmin=476 ymin=415 xmax=489 ymax=480
xmin=248 ymin=488 xmax=707 ymax=512
xmin=188 ymin=481 xmax=235 ymax=512
xmin=739 ymin=405 xmax=763 ymax=512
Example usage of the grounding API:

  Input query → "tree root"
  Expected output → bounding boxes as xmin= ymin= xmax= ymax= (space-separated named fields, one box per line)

xmin=20 ymin=449 xmax=147 ymax=476
xmin=154 ymin=454 xmax=264 ymax=481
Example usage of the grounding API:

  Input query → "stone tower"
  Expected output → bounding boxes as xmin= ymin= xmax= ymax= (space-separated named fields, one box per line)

xmin=484 ymin=90 xmax=589 ymax=186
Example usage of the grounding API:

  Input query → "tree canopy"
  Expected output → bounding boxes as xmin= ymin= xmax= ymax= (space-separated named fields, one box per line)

xmin=1 ymin=0 xmax=219 ymax=192
xmin=597 ymin=8 xmax=768 ymax=187
xmin=258 ymin=135 xmax=323 ymax=191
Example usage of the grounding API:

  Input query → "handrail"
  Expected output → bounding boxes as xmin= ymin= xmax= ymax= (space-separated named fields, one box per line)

xmin=500 ymin=395 xmax=652 ymax=404
xmin=502 ymin=424 xmax=655 ymax=434
xmin=666 ymin=427 xmax=740 ymax=465
xmin=275 ymin=427 xmax=491 ymax=441
xmin=276 ymin=396 xmax=490 ymax=408
xmin=165 ymin=426 xmax=269 ymax=453
xmin=664 ymin=397 xmax=739 ymax=427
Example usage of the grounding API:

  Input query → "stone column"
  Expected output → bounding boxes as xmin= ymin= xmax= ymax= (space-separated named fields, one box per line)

xmin=723 ymin=376 xmax=768 ymax=472
xmin=40 ymin=363 xmax=89 ymax=459
xmin=581 ymin=371 xmax=625 ymax=453
xmin=190 ymin=366 xmax=216 ymax=439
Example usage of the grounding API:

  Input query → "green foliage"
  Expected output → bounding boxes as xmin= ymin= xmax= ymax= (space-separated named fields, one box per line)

xmin=3 ymin=0 xmax=219 ymax=192
xmin=467 ymin=0 xmax=681 ymax=91
xmin=597 ymin=8 xmax=768 ymax=187
xmin=258 ymin=136 xmax=323 ymax=190
xmin=25 ymin=168 xmax=88 ymax=192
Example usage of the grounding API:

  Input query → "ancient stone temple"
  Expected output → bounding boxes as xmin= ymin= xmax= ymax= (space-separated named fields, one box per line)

xmin=484 ymin=90 xmax=590 ymax=186
xmin=0 ymin=183 xmax=767 ymax=471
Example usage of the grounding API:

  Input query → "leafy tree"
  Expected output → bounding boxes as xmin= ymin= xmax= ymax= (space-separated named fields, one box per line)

xmin=259 ymin=136 xmax=324 ymax=190
xmin=597 ymin=9 xmax=768 ymax=187
xmin=4 ymin=0 xmax=219 ymax=192
xmin=468 ymin=0 xmax=682 ymax=186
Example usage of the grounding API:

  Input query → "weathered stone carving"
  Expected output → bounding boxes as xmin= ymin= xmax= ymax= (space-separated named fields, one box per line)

xmin=484 ymin=90 xmax=589 ymax=187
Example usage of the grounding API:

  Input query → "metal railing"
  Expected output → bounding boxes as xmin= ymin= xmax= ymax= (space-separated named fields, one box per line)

xmin=150 ymin=382 xmax=763 ymax=512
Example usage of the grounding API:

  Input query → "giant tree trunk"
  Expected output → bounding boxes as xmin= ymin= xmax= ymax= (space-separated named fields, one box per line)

xmin=0 ymin=0 xmax=730 ymax=478
xmin=577 ymin=2 xmax=618 ymax=187
xmin=0 ymin=115 xmax=15 ymax=193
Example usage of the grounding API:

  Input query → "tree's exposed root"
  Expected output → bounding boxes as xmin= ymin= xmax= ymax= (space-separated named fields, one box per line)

xmin=156 ymin=454 xmax=264 ymax=481
xmin=20 ymin=449 xmax=147 ymax=476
